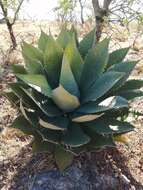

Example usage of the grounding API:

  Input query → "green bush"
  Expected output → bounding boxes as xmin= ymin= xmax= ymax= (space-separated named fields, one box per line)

xmin=3 ymin=28 xmax=143 ymax=170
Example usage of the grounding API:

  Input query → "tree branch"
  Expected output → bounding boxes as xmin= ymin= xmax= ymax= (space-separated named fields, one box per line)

xmin=0 ymin=0 xmax=8 ymax=22
xmin=92 ymin=0 xmax=112 ymax=42
xmin=78 ymin=0 xmax=85 ymax=24
xmin=11 ymin=0 xmax=25 ymax=25
xmin=103 ymin=0 xmax=112 ymax=10
xmin=0 ymin=0 xmax=17 ymax=49
xmin=92 ymin=0 xmax=100 ymax=17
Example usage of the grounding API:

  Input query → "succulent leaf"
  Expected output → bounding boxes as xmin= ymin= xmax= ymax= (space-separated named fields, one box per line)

xmin=26 ymin=58 xmax=44 ymax=74
xmin=40 ymin=100 xmax=62 ymax=117
xmin=9 ymin=83 xmax=36 ymax=107
xmin=37 ymin=128 xmax=61 ymax=144
xmin=44 ymin=35 xmax=63 ymax=88
xmin=12 ymin=64 xmax=27 ymax=74
xmin=3 ymin=29 xmax=142 ymax=169
xmin=76 ymin=96 xmax=129 ymax=114
xmin=80 ymin=38 xmax=109 ymax=93
xmin=86 ymin=134 xmax=116 ymax=149
xmin=52 ymin=85 xmax=80 ymax=112
xmin=32 ymin=136 xmax=55 ymax=153
xmin=20 ymin=100 xmax=38 ymax=126
xmin=10 ymin=115 xmax=35 ymax=135
xmin=118 ymin=90 xmax=143 ymax=100
xmin=113 ymin=134 xmax=130 ymax=144
xmin=22 ymin=42 xmax=43 ymax=63
xmin=39 ymin=116 xmax=69 ymax=131
xmin=55 ymin=146 xmax=73 ymax=171
xmin=108 ymin=61 xmax=138 ymax=90
xmin=118 ymin=79 xmax=143 ymax=91
xmin=16 ymin=74 xmax=52 ymax=97
xmin=62 ymin=123 xmax=90 ymax=147
xmin=72 ymin=113 xmax=103 ymax=123
xmin=108 ymin=61 xmax=137 ymax=73
xmin=20 ymin=100 xmax=32 ymax=122
xmin=78 ymin=28 xmax=95 ymax=57
xmin=38 ymin=30 xmax=50 ymax=51
xmin=9 ymin=83 xmax=57 ymax=117
xmin=31 ymin=90 xmax=62 ymax=117
xmin=57 ymin=28 xmax=74 ymax=49
xmin=82 ymin=71 xmax=125 ymax=103
xmin=63 ymin=38 xmax=83 ymax=85
xmin=22 ymin=88 xmax=61 ymax=117
xmin=60 ymin=42 xmax=80 ymax=97
xmin=83 ymin=117 xmax=134 ymax=135
xmin=107 ymin=47 xmax=130 ymax=68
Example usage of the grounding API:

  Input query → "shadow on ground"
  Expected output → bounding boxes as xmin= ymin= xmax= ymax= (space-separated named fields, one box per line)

xmin=1 ymin=143 xmax=143 ymax=190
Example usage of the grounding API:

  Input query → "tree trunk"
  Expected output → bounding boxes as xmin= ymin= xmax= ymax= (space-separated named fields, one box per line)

xmin=92 ymin=0 xmax=112 ymax=42
xmin=0 ymin=0 xmax=24 ymax=50
xmin=79 ymin=0 xmax=84 ymax=24
xmin=6 ymin=21 xmax=17 ymax=50
xmin=94 ymin=14 xmax=104 ymax=42
xmin=80 ymin=8 xmax=84 ymax=24
xmin=0 ymin=0 xmax=17 ymax=49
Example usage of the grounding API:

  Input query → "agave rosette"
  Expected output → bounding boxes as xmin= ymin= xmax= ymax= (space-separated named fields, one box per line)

xmin=3 ymin=28 xmax=143 ymax=169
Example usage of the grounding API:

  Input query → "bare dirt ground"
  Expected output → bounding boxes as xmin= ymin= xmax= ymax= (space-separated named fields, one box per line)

xmin=0 ymin=21 xmax=143 ymax=190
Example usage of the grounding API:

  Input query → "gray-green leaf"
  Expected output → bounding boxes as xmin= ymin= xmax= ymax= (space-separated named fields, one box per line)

xmin=62 ymin=123 xmax=90 ymax=147
xmin=55 ymin=146 xmax=73 ymax=171
xmin=16 ymin=74 xmax=52 ymax=97
xmin=82 ymin=71 xmax=124 ymax=103
xmin=80 ymin=38 xmax=109 ymax=93
xmin=78 ymin=28 xmax=95 ymax=58
xmin=107 ymin=47 xmax=130 ymax=68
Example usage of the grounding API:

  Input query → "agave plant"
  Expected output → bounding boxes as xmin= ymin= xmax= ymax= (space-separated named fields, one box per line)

xmin=3 ymin=28 xmax=143 ymax=170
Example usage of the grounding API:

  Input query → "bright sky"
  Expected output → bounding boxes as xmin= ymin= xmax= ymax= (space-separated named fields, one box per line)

xmin=19 ymin=0 xmax=143 ymax=21
xmin=0 ymin=0 xmax=142 ymax=21
xmin=21 ymin=0 xmax=59 ymax=20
